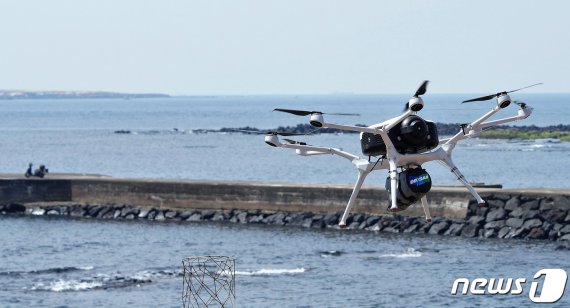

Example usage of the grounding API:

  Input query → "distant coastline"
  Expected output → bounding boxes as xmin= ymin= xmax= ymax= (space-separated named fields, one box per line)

xmin=0 ymin=90 xmax=169 ymax=100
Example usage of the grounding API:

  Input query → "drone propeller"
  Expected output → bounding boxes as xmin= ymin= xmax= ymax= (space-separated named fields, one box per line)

xmin=462 ymin=83 xmax=542 ymax=103
xmin=273 ymin=108 xmax=360 ymax=117
xmin=403 ymin=80 xmax=430 ymax=112
xmin=233 ymin=129 xmax=311 ymax=136
xmin=283 ymin=138 xmax=308 ymax=146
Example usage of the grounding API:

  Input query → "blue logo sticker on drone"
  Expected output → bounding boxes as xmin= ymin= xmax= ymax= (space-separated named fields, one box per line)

xmin=409 ymin=173 xmax=430 ymax=186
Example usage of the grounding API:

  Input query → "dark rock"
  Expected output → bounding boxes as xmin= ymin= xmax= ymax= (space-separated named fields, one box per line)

xmin=403 ymin=223 xmax=419 ymax=233
xmin=565 ymin=213 xmax=570 ymax=223
xmin=201 ymin=210 xmax=216 ymax=220
xmin=486 ymin=209 xmax=507 ymax=222
xmin=555 ymin=242 xmax=570 ymax=250
xmin=248 ymin=215 xmax=265 ymax=224
xmin=484 ymin=220 xmax=506 ymax=230
xmin=147 ymin=210 xmax=157 ymax=220
xmin=302 ymin=218 xmax=314 ymax=228
xmin=383 ymin=226 xmax=400 ymax=233
xmin=4 ymin=203 xmax=25 ymax=213
xmin=179 ymin=211 xmax=194 ymax=220
xmin=539 ymin=199 xmax=554 ymax=212
xmin=559 ymin=225 xmax=570 ymax=234
xmin=287 ymin=213 xmax=307 ymax=226
xmin=467 ymin=216 xmax=486 ymax=226
xmin=444 ymin=223 xmax=464 ymax=236
xmin=522 ymin=210 xmax=539 ymax=220
xmin=486 ymin=199 xmax=505 ymax=208
xmin=527 ymin=228 xmax=546 ymax=239
xmin=366 ymin=222 xmax=382 ymax=232
xmin=521 ymin=200 xmax=539 ymax=211
xmin=476 ymin=207 xmax=489 ymax=217
xmin=265 ymin=212 xmax=287 ymax=225
xmin=87 ymin=205 xmax=102 ymax=217
xmin=461 ymin=224 xmax=479 ymax=238
xmin=494 ymin=194 xmax=511 ymax=202
xmin=125 ymin=213 xmax=135 ymax=220
xmin=541 ymin=209 xmax=568 ymax=223
xmin=364 ymin=216 xmax=380 ymax=227
xmin=498 ymin=227 xmax=511 ymax=238
xmin=559 ymin=234 xmax=570 ymax=241
xmin=505 ymin=197 xmax=521 ymax=211
xmin=505 ymin=228 xmax=527 ymax=239
xmin=312 ymin=219 xmax=326 ymax=229
xmin=506 ymin=218 xmax=524 ymax=228
xmin=97 ymin=207 xmax=112 ymax=218
xmin=235 ymin=212 xmax=248 ymax=223
xmin=553 ymin=196 xmax=570 ymax=210
xmin=323 ymin=213 xmax=339 ymax=226
xmin=484 ymin=229 xmax=497 ymax=238
xmin=542 ymin=221 xmax=554 ymax=232
xmin=522 ymin=218 xmax=543 ymax=229
xmin=352 ymin=214 xmax=366 ymax=224
xmin=186 ymin=213 xmax=202 ymax=222
xmin=548 ymin=230 xmax=559 ymax=240
xmin=509 ymin=208 xmax=524 ymax=218
xmin=166 ymin=210 xmax=179 ymax=219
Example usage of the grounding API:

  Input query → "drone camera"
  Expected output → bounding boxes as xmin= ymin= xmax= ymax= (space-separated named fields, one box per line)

xmin=497 ymin=94 xmax=511 ymax=108
xmin=309 ymin=113 xmax=324 ymax=128
xmin=408 ymin=96 xmax=424 ymax=112
xmin=264 ymin=135 xmax=281 ymax=147
xmin=385 ymin=167 xmax=432 ymax=209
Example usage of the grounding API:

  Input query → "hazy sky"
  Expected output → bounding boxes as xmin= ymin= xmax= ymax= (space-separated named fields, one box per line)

xmin=0 ymin=1 xmax=568 ymax=95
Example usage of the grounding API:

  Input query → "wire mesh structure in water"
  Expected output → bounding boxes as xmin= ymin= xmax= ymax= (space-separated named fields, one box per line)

xmin=182 ymin=256 xmax=235 ymax=308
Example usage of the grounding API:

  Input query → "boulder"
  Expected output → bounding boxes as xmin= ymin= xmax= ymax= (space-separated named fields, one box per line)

xmin=486 ymin=199 xmax=505 ymax=209
xmin=527 ymin=228 xmax=546 ymax=239
xmin=186 ymin=213 xmax=202 ymax=222
xmin=522 ymin=210 xmax=539 ymax=220
xmin=559 ymin=225 xmax=570 ymax=234
xmin=444 ymin=223 xmax=464 ymax=236
xmin=484 ymin=220 xmax=506 ymax=230
xmin=506 ymin=218 xmax=524 ymax=228
xmin=498 ymin=227 xmax=511 ymax=238
xmin=486 ymin=209 xmax=507 ymax=221
xmin=522 ymin=218 xmax=543 ymax=229
xmin=521 ymin=200 xmax=539 ymax=211
xmin=31 ymin=207 xmax=46 ymax=216
xmin=461 ymin=224 xmax=479 ymax=238
xmin=541 ymin=209 xmax=568 ymax=223
xmin=178 ymin=211 xmax=194 ymax=220
xmin=4 ymin=203 xmax=26 ymax=213
xmin=201 ymin=210 xmax=216 ymax=220
xmin=505 ymin=197 xmax=521 ymax=211
xmin=484 ymin=229 xmax=497 ymax=238
xmin=509 ymin=208 xmax=524 ymax=218
xmin=467 ymin=216 xmax=486 ymax=226
xmin=155 ymin=211 xmax=165 ymax=221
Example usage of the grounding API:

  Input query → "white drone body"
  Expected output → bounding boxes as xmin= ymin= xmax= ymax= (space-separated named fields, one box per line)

xmin=262 ymin=81 xmax=537 ymax=227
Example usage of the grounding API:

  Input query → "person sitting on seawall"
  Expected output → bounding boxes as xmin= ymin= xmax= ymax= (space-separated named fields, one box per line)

xmin=25 ymin=163 xmax=49 ymax=178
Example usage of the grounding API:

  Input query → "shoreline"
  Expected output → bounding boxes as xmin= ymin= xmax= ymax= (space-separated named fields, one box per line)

xmin=1 ymin=175 xmax=569 ymax=243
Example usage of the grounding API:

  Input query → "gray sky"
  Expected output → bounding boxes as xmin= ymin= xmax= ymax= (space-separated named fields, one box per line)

xmin=0 ymin=0 xmax=568 ymax=95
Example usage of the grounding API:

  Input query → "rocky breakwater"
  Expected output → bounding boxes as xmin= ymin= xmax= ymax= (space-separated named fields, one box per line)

xmin=1 ymin=193 xmax=570 ymax=243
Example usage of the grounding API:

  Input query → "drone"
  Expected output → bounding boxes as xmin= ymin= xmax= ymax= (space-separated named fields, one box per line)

xmin=251 ymin=81 xmax=539 ymax=228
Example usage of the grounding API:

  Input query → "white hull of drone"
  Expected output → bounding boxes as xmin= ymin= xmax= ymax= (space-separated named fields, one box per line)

xmin=259 ymin=81 xmax=538 ymax=228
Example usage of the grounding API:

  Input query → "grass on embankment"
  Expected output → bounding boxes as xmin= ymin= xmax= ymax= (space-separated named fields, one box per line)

xmin=480 ymin=129 xmax=570 ymax=141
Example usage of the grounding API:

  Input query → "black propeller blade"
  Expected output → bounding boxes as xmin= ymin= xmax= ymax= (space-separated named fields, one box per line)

xmin=414 ymin=80 xmax=429 ymax=97
xmin=462 ymin=83 xmax=543 ymax=103
xmin=403 ymin=80 xmax=430 ymax=112
xmin=283 ymin=138 xmax=308 ymax=146
xmin=273 ymin=108 xmax=360 ymax=116
xmin=232 ymin=129 xmax=311 ymax=136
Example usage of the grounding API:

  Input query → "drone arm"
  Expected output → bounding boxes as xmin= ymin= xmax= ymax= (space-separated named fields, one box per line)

xmin=320 ymin=122 xmax=380 ymax=134
xmin=420 ymin=195 xmax=432 ymax=223
xmin=478 ymin=106 xmax=533 ymax=130
xmin=280 ymin=143 xmax=360 ymax=161
xmin=441 ymin=158 xmax=485 ymax=206
xmin=445 ymin=106 xmax=501 ymax=145
xmin=388 ymin=159 xmax=398 ymax=211
xmin=339 ymin=169 xmax=369 ymax=228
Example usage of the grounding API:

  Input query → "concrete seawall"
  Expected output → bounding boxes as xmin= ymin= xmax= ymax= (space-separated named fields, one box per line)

xmin=1 ymin=174 xmax=570 ymax=242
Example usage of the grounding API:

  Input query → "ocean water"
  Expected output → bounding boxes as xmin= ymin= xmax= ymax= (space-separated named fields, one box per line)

xmin=0 ymin=94 xmax=568 ymax=188
xmin=1 ymin=215 xmax=569 ymax=307
xmin=0 ymin=94 xmax=569 ymax=307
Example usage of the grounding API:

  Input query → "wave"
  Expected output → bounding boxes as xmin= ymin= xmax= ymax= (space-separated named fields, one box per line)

xmin=234 ymin=268 xmax=307 ymax=276
xmin=378 ymin=248 xmax=422 ymax=259
xmin=0 ymin=266 xmax=94 ymax=276
xmin=32 ymin=280 xmax=104 ymax=292
xmin=319 ymin=250 xmax=344 ymax=257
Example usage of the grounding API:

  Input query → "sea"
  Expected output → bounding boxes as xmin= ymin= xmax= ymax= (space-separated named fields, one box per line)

xmin=0 ymin=94 xmax=569 ymax=307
